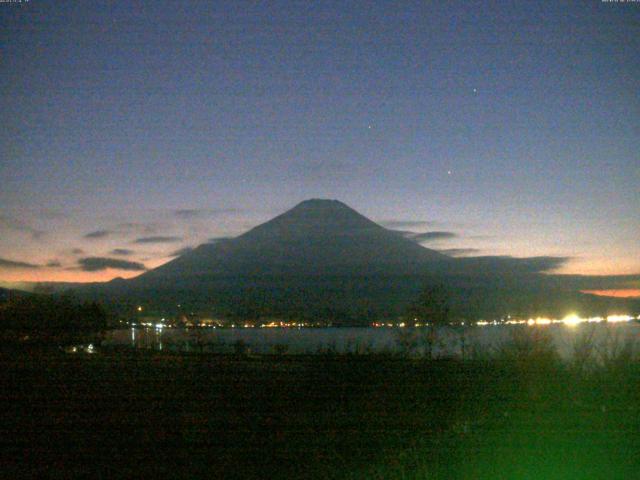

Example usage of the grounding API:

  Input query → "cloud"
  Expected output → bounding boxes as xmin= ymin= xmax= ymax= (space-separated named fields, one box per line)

xmin=0 ymin=257 xmax=40 ymax=269
xmin=134 ymin=236 xmax=182 ymax=244
xmin=170 ymin=247 xmax=194 ymax=257
xmin=83 ymin=223 xmax=158 ymax=241
xmin=380 ymin=220 xmax=435 ymax=229
xmin=174 ymin=209 xmax=202 ymax=219
xmin=46 ymin=260 xmax=62 ymax=267
xmin=452 ymin=256 xmax=570 ymax=275
xmin=77 ymin=257 xmax=147 ymax=272
xmin=110 ymin=248 xmax=135 ymax=256
xmin=0 ymin=215 xmax=46 ymax=240
xmin=438 ymin=248 xmax=481 ymax=257
xmin=553 ymin=274 xmax=640 ymax=291
xmin=84 ymin=230 xmax=111 ymax=239
xmin=508 ymin=256 xmax=569 ymax=273
xmin=411 ymin=231 xmax=457 ymax=242
xmin=396 ymin=230 xmax=458 ymax=242
xmin=391 ymin=230 xmax=415 ymax=237
xmin=207 ymin=236 xmax=233 ymax=243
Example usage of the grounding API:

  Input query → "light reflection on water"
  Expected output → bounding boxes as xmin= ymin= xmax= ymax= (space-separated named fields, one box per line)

xmin=103 ymin=322 xmax=640 ymax=358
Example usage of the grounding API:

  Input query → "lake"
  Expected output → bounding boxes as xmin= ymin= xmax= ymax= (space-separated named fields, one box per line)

xmin=103 ymin=321 xmax=640 ymax=358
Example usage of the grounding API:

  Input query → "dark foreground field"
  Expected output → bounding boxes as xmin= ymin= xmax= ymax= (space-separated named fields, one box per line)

xmin=1 ymin=345 xmax=639 ymax=479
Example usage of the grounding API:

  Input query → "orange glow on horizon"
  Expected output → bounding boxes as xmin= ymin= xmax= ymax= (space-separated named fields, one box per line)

xmin=1 ymin=256 xmax=638 ymax=294
xmin=0 ymin=258 xmax=170 ymax=285
xmin=0 ymin=268 xmax=143 ymax=284
xmin=582 ymin=289 xmax=640 ymax=299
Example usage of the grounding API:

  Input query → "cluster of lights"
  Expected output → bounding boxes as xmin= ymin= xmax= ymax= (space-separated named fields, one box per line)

xmin=127 ymin=313 xmax=638 ymax=329
xmin=260 ymin=321 xmax=310 ymax=328
xmin=65 ymin=343 xmax=95 ymax=354
xmin=372 ymin=322 xmax=432 ymax=327
xmin=476 ymin=314 xmax=638 ymax=327
xmin=129 ymin=321 xmax=319 ymax=329
xmin=369 ymin=315 xmax=638 ymax=328
xmin=138 ymin=321 xmax=169 ymax=328
xmin=374 ymin=318 xmax=474 ymax=328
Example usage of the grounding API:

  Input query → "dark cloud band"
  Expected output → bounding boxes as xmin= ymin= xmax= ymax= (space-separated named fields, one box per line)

xmin=78 ymin=257 xmax=146 ymax=272
xmin=380 ymin=220 xmax=435 ymax=229
xmin=110 ymin=249 xmax=135 ymax=256
xmin=438 ymin=248 xmax=480 ymax=257
xmin=134 ymin=236 xmax=182 ymax=244
xmin=84 ymin=230 xmax=111 ymax=239
xmin=411 ymin=231 xmax=457 ymax=242
xmin=0 ymin=257 xmax=39 ymax=269
xmin=396 ymin=230 xmax=458 ymax=242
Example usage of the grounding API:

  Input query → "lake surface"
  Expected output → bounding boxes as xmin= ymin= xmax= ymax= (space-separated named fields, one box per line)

xmin=103 ymin=322 xmax=640 ymax=358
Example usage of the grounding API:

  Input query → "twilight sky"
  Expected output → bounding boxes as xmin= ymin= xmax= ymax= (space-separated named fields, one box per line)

xmin=1 ymin=0 xmax=639 ymax=285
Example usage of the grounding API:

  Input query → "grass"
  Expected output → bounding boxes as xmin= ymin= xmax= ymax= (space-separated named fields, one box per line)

xmin=0 ymin=331 xmax=638 ymax=479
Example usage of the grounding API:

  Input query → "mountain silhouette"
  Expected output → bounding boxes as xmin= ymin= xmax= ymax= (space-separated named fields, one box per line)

xmin=137 ymin=199 xmax=447 ymax=282
xmin=76 ymin=199 xmax=638 ymax=322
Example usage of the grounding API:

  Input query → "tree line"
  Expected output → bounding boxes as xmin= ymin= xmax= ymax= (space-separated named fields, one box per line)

xmin=0 ymin=292 xmax=108 ymax=344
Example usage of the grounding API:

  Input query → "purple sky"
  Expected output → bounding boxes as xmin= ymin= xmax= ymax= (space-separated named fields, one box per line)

xmin=1 ymin=0 xmax=639 ymax=283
